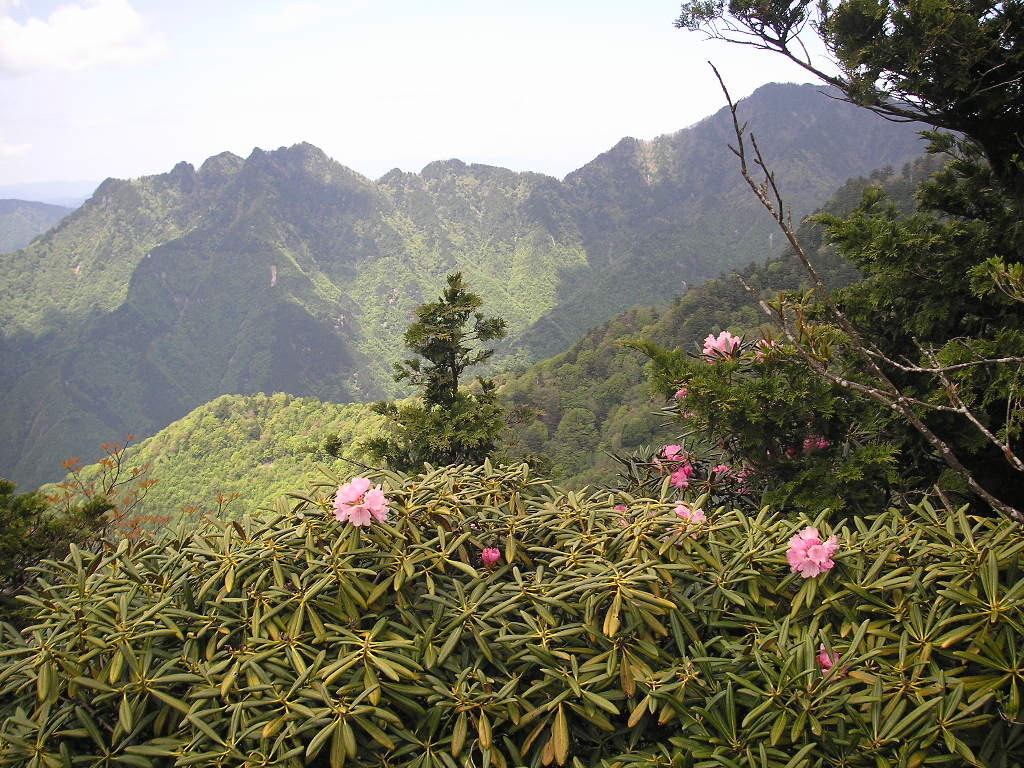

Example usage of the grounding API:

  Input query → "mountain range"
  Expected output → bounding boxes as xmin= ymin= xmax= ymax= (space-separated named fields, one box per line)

xmin=0 ymin=199 xmax=72 ymax=253
xmin=80 ymin=156 xmax=937 ymax=520
xmin=0 ymin=83 xmax=927 ymax=489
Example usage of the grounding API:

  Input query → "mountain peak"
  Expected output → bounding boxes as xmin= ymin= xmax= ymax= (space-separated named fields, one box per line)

xmin=247 ymin=142 xmax=331 ymax=165
xmin=238 ymin=142 xmax=369 ymax=188
xmin=420 ymin=158 xmax=469 ymax=178
xmin=167 ymin=161 xmax=197 ymax=188
xmin=198 ymin=151 xmax=244 ymax=179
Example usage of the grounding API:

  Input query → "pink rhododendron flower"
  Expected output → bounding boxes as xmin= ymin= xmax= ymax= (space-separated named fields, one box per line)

xmin=802 ymin=435 xmax=831 ymax=454
xmin=675 ymin=503 xmax=707 ymax=539
xmin=702 ymin=330 xmax=742 ymax=360
xmin=817 ymin=644 xmax=840 ymax=674
xmin=482 ymin=548 xmax=501 ymax=567
xmin=674 ymin=503 xmax=706 ymax=524
xmin=736 ymin=467 xmax=753 ymax=495
xmin=711 ymin=464 xmax=730 ymax=475
xmin=614 ymin=503 xmax=630 ymax=525
xmin=787 ymin=527 xmax=839 ymax=578
xmin=670 ymin=464 xmax=695 ymax=488
xmin=333 ymin=477 xmax=389 ymax=526
xmin=674 ymin=387 xmax=689 ymax=399
xmin=662 ymin=444 xmax=683 ymax=460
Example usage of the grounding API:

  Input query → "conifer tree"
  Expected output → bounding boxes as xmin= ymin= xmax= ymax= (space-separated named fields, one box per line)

xmin=362 ymin=273 xmax=508 ymax=471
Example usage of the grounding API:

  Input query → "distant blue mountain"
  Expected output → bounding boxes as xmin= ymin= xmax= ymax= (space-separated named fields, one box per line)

xmin=0 ymin=180 xmax=99 ymax=208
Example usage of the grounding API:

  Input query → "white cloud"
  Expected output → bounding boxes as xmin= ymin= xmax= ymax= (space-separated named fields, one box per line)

xmin=0 ymin=139 xmax=29 ymax=157
xmin=0 ymin=0 xmax=165 ymax=74
xmin=251 ymin=1 xmax=369 ymax=33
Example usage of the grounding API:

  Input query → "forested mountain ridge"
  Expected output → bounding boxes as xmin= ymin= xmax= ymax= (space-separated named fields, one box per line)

xmin=519 ymin=83 xmax=927 ymax=356
xmin=1 ymin=83 xmax=926 ymax=489
xmin=0 ymin=199 xmax=72 ymax=254
xmin=57 ymin=159 xmax=941 ymax=517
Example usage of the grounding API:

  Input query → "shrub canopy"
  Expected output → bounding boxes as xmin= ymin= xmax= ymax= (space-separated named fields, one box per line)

xmin=2 ymin=464 xmax=1023 ymax=766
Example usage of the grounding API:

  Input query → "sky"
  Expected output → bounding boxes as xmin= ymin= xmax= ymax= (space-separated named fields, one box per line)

xmin=0 ymin=0 xmax=829 ymax=189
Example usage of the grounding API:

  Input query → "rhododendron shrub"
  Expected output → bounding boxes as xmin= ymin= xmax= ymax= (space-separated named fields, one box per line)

xmin=2 ymin=464 xmax=1023 ymax=766
xmin=607 ymin=436 xmax=759 ymax=511
xmin=630 ymin=331 xmax=902 ymax=515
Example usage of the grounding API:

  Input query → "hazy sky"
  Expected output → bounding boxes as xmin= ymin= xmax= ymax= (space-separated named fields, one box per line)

xmin=0 ymin=0 xmax=828 ymax=186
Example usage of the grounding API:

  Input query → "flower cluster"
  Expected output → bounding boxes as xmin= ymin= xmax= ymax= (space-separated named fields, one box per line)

xmin=655 ymin=445 xmax=697 ymax=488
xmin=333 ymin=477 xmax=389 ymax=527
xmin=774 ymin=435 xmax=832 ymax=459
xmin=802 ymin=435 xmax=830 ymax=454
xmin=702 ymin=330 xmax=742 ymax=360
xmin=674 ymin=502 xmax=707 ymax=539
xmin=674 ymin=502 xmax=706 ymax=524
xmin=671 ymin=464 xmax=695 ymax=487
xmin=481 ymin=548 xmax=501 ymax=567
xmin=735 ymin=467 xmax=753 ymax=495
xmin=818 ymin=644 xmax=841 ymax=675
xmin=786 ymin=526 xmax=839 ymax=578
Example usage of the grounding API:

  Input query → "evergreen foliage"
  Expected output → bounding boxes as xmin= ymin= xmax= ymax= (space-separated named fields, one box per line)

xmin=3 ymin=464 xmax=1024 ymax=765
xmin=364 ymin=274 xmax=508 ymax=471
xmin=634 ymin=334 xmax=902 ymax=515
xmin=665 ymin=2 xmax=1024 ymax=517
xmin=816 ymin=134 xmax=1024 ymax=511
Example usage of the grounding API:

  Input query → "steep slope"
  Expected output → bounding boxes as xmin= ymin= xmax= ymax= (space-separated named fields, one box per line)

xmin=0 ymin=199 xmax=72 ymax=253
xmin=518 ymin=83 xmax=927 ymax=357
xmin=2 ymin=83 xmax=927 ymax=488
